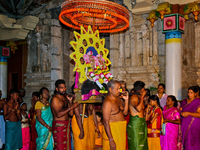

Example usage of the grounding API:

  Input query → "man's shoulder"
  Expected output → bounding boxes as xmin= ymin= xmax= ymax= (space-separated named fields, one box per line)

xmin=130 ymin=94 xmax=139 ymax=100
xmin=103 ymin=97 xmax=113 ymax=103
xmin=102 ymin=97 xmax=113 ymax=106
xmin=4 ymin=101 xmax=10 ymax=105
xmin=51 ymin=95 xmax=61 ymax=101
xmin=0 ymin=100 xmax=5 ymax=104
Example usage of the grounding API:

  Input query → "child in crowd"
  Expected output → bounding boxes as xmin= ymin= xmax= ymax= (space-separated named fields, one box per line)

xmin=95 ymin=112 xmax=103 ymax=150
xmin=145 ymin=95 xmax=163 ymax=150
xmin=20 ymin=102 xmax=30 ymax=150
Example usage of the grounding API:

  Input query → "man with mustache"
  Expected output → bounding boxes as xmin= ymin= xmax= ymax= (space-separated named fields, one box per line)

xmin=50 ymin=79 xmax=81 ymax=150
xmin=102 ymin=80 xmax=129 ymax=150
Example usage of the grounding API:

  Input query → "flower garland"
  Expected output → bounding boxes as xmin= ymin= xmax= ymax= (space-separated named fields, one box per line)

xmin=83 ymin=52 xmax=109 ymax=84
xmin=97 ymin=55 xmax=113 ymax=81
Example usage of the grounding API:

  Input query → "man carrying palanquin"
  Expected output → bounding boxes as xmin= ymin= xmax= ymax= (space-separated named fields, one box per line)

xmin=51 ymin=79 xmax=79 ymax=150
xmin=72 ymin=102 xmax=101 ymax=150
xmin=102 ymin=80 xmax=129 ymax=150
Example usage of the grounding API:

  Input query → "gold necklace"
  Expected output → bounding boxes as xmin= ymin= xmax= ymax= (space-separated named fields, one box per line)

xmin=40 ymin=100 xmax=49 ymax=106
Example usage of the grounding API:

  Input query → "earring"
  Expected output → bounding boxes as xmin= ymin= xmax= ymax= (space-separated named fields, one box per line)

xmin=40 ymin=95 xmax=42 ymax=100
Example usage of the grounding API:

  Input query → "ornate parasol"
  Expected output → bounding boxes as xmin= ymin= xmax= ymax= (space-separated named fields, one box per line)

xmin=59 ymin=0 xmax=129 ymax=33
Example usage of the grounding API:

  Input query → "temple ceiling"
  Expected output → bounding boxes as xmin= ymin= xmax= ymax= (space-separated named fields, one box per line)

xmin=0 ymin=0 xmax=199 ymax=41
xmin=0 ymin=0 xmax=50 ymax=41
xmin=123 ymin=0 xmax=200 ymax=14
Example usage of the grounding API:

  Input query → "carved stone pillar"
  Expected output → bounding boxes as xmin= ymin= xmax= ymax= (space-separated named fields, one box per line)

xmin=36 ymin=32 xmax=41 ymax=72
xmin=26 ymin=34 xmax=32 ymax=73
xmin=42 ymin=44 xmax=47 ymax=72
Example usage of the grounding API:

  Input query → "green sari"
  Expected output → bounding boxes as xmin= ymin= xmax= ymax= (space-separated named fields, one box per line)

xmin=35 ymin=104 xmax=53 ymax=150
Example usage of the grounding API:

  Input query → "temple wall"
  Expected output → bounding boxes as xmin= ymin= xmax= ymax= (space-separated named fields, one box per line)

xmin=110 ymin=14 xmax=161 ymax=90
xmin=23 ymin=0 xmax=200 ymax=107
xmin=110 ymin=13 xmax=200 ymax=98
xmin=182 ymin=19 xmax=198 ymax=98
xmin=23 ymin=1 xmax=68 ymax=107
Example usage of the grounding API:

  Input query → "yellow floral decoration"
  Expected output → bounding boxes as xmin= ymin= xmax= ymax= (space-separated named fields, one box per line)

xmin=70 ymin=26 xmax=111 ymax=83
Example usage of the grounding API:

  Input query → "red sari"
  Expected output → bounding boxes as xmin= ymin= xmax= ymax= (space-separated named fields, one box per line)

xmin=147 ymin=107 xmax=163 ymax=150
xmin=29 ymin=107 xmax=37 ymax=150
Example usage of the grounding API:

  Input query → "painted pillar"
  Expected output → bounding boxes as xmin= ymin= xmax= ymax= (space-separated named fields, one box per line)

xmin=162 ymin=14 xmax=185 ymax=100
xmin=0 ymin=57 xmax=7 ymax=98
xmin=165 ymin=31 xmax=182 ymax=100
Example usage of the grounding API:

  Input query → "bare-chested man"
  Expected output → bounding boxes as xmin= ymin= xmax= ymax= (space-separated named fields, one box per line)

xmin=127 ymin=81 xmax=148 ymax=150
xmin=72 ymin=102 xmax=100 ymax=150
xmin=3 ymin=89 xmax=22 ymax=150
xmin=50 ymin=79 xmax=80 ymax=150
xmin=0 ymin=90 xmax=6 ymax=150
xmin=102 ymin=80 xmax=128 ymax=150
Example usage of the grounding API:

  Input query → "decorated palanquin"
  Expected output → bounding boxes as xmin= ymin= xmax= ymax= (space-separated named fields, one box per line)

xmin=59 ymin=0 xmax=129 ymax=103
xmin=70 ymin=26 xmax=113 ymax=103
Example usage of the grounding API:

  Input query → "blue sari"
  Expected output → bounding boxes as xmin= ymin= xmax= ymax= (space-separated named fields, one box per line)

xmin=35 ymin=104 xmax=53 ymax=150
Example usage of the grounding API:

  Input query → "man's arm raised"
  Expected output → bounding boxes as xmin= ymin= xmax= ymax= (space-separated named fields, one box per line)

xmin=121 ymin=92 xmax=129 ymax=115
xmin=130 ymin=90 xmax=146 ymax=112
xmin=90 ymin=104 xmax=101 ymax=138
xmin=129 ymin=95 xmax=141 ymax=112
xmin=15 ymin=102 xmax=22 ymax=121
xmin=51 ymin=96 xmax=79 ymax=118
xmin=102 ymin=100 xmax=116 ymax=150
xmin=74 ymin=106 xmax=84 ymax=139
xmin=66 ymin=95 xmax=74 ymax=116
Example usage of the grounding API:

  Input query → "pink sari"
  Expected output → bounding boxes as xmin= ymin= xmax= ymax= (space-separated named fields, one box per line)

xmin=160 ymin=106 xmax=181 ymax=150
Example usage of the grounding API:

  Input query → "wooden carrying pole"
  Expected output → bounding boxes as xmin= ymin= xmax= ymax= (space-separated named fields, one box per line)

xmin=82 ymin=103 xmax=86 ymax=123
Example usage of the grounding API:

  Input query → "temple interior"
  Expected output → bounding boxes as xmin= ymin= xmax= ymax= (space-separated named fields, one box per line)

xmin=0 ymin=0 xmax=199 ymax=107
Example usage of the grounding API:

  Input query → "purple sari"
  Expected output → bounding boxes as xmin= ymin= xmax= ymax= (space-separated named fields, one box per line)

xmin=160 ymin=106 xmax=181 ymax=150
xmin=181 ymin=98 xmax=200 ymax=150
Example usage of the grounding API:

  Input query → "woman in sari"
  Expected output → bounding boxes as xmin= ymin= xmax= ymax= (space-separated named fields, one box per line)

xmin=156 ymin=83 xmax=168 ymax=109
xmin=35 ymin=87 xmax=53 ymax=150
xmin=180 ymin=86 xmax=200 ymax=150
xmin=160 ymin=95 xmax=181 ymax=150
xmin=145 ymin=95 xmax=163 ymax=150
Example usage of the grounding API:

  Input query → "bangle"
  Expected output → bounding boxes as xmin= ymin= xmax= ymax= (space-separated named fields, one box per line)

xmin=16 ymin=110 xmax=20 ymax=113
xmin=95 ymin=129 xmax=99 ymax=132
xmin=109 ymin=138 xmax=114 ymax=141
